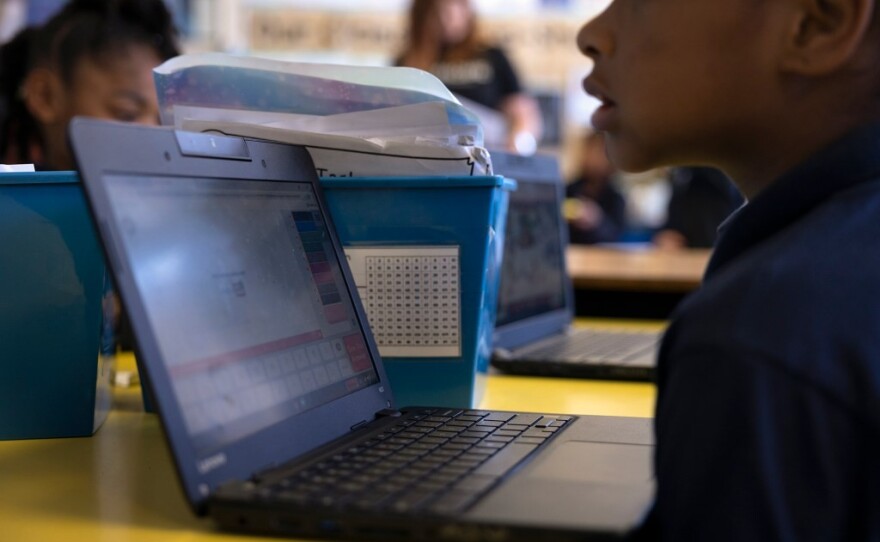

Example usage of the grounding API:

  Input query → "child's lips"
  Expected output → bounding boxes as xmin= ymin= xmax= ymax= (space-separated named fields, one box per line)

xmin=583 ymin=79 xmax=618 ymax=130
xmin=592 ymin=99 xmax=617 ymax=130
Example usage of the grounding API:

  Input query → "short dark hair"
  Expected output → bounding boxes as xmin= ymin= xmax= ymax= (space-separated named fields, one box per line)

xmin=0 ymin=0 xmax=180 ymax=164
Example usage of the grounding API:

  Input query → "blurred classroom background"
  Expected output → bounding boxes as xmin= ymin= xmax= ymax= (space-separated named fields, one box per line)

xmin=0 ymin=0 xmax=714 ymax=246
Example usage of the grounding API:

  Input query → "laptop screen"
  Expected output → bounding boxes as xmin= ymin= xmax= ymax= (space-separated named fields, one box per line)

xmin=495 ymin=173 xmax=568 ymax=327
xmin=103 ymin=173 xmax=379 ymax=454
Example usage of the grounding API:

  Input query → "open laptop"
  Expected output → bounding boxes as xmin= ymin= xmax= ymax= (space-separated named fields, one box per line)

xmin=491 ymin=152 xmax=662 ymax=381
xmin=70 ymin=118 xmax=653 ymax=541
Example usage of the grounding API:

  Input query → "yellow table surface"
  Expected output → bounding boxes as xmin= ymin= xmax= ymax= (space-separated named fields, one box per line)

xmin=0 ymin=321 xmax=658 ymax=542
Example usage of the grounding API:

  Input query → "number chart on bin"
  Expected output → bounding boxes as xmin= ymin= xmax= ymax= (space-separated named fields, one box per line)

xmin=346 ymin=246 xmax=461 ymax=358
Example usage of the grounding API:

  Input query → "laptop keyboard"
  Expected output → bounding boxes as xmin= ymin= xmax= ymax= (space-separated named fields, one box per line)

xmin=525 ymin=329 xmax=660 ymax=364
xmin=246 ymin=408 xmax=572 ymax=515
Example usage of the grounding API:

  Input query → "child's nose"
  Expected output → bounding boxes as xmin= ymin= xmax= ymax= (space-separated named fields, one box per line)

xmin=577 ymin=9 xmax=613 ymax=60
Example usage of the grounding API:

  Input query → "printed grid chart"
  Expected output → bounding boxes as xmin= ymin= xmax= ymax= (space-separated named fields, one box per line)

xmin=345 ymin=246 xmax=461 ymax=357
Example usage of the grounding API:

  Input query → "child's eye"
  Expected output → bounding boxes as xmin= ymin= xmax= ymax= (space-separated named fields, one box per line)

xmin=108 ymin=94 xmax=148 ymax=122
xmin=112 ymin=108 xmax=141 ymax=122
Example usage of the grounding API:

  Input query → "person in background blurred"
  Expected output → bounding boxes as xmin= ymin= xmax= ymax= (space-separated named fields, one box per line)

xmin=0 ymin=0 xmax=179 ymax=169
xmin=396 ymin=0 xmax=542 ymax=154
xmin=564 ymin=130 xmax=627 ymax=244
xmin=653 ymin=166 xmax=745 ymax=249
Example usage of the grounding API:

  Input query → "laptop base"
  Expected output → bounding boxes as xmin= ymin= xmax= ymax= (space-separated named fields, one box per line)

xmin=492 ymin=357 xmax=654 ymax=382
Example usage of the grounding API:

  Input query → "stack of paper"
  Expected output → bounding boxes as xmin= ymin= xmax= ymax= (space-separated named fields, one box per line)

xmin=154 ymin=53 xmax=492 ymax=177
xmin=0 ymin=165 xmax=35 ymax=172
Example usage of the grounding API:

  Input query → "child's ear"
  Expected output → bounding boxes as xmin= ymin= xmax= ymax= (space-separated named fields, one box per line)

xmin=781 ymin=0 xmax=875 ymax=75
xmin=21 ymin=68 xmax=68 ymax=125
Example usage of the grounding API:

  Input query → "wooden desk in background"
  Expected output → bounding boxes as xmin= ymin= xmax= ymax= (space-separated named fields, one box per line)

xmin=566 ymin=245 xmax=711 ymax=319
xmin=0 ymin=352 xmax=655 ymax=542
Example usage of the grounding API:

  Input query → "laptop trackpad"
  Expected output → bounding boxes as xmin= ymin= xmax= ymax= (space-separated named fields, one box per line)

xmin=527 ymin=440 xmax=652 ymax=483
xmin=469 ymin=441 xmax=654 ymax=531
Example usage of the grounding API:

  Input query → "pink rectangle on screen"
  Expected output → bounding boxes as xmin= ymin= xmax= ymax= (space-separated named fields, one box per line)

xmin=344 ymin=334 xmax=372 ymax=372
xmin=310 ymin=262 xmax=331 ymax=274
xmin=313 ymin=271 xmax=335 ymax=284
xmin=323 ymin=303 xmax=348 ymax=324
xmin=170 ymin=329 xmax=324 ymax=378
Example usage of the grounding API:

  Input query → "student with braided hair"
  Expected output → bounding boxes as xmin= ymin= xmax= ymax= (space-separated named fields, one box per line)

xmin=0 ymin=0 xmax=180 ymax=169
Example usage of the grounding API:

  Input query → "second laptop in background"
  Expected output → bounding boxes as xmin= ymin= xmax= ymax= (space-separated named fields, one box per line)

xmin=491 ymin=152 xmax=662 ymax=381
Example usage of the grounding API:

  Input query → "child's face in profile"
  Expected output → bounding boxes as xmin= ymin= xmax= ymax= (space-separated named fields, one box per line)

xmin=51 ymin=44 xmax=162 ymax=169
xmin=578 ymin=0 xmax=780 ymax=174
xmin=67 ymin=45 xmax=163 ymax=127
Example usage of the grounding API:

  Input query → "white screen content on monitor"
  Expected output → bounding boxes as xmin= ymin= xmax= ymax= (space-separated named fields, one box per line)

xmin=103 ymin=175 xmax=378 ymax=453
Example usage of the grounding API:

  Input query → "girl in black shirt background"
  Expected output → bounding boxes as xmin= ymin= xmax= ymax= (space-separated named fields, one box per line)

xmin=396 ymin=0 xmax=542 ymax=154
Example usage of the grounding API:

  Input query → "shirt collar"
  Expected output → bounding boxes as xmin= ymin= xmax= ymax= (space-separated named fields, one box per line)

xmin=706 ymin=122 xmax=880 ymax=278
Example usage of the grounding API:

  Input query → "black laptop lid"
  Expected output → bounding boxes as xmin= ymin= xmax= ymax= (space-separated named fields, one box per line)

xmin=70 ymin=118 xmax=395 ymax=512
xmin=492 ymin=152 xmax=574 ymax=350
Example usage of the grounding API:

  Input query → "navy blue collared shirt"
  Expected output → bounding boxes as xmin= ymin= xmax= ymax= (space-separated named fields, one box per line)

xmin=635 ymin=123 xmax=880 ymax=541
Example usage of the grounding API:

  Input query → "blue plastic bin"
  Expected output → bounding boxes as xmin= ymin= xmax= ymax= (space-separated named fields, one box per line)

xmin=320 ymin=175 xmax=514 ymax=408
xmin=0 ymin=171 xmax=114 ymax=439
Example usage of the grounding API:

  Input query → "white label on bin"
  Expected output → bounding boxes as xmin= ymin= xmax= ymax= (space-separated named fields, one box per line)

xmin=344 ymin=246 xmax=461 ymax=358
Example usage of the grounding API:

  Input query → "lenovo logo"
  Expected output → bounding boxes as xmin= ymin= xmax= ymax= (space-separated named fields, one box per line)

xmin=196 ymin=452 xmax=227 ymax=474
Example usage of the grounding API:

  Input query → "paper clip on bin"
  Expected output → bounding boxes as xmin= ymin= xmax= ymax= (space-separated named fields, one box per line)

xmin=320 ymin=175 xmax=514 ymax=409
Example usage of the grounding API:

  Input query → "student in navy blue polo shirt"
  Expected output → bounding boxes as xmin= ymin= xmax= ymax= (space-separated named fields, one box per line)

xmin=578 ymin=0 xmax=880 ymax=539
